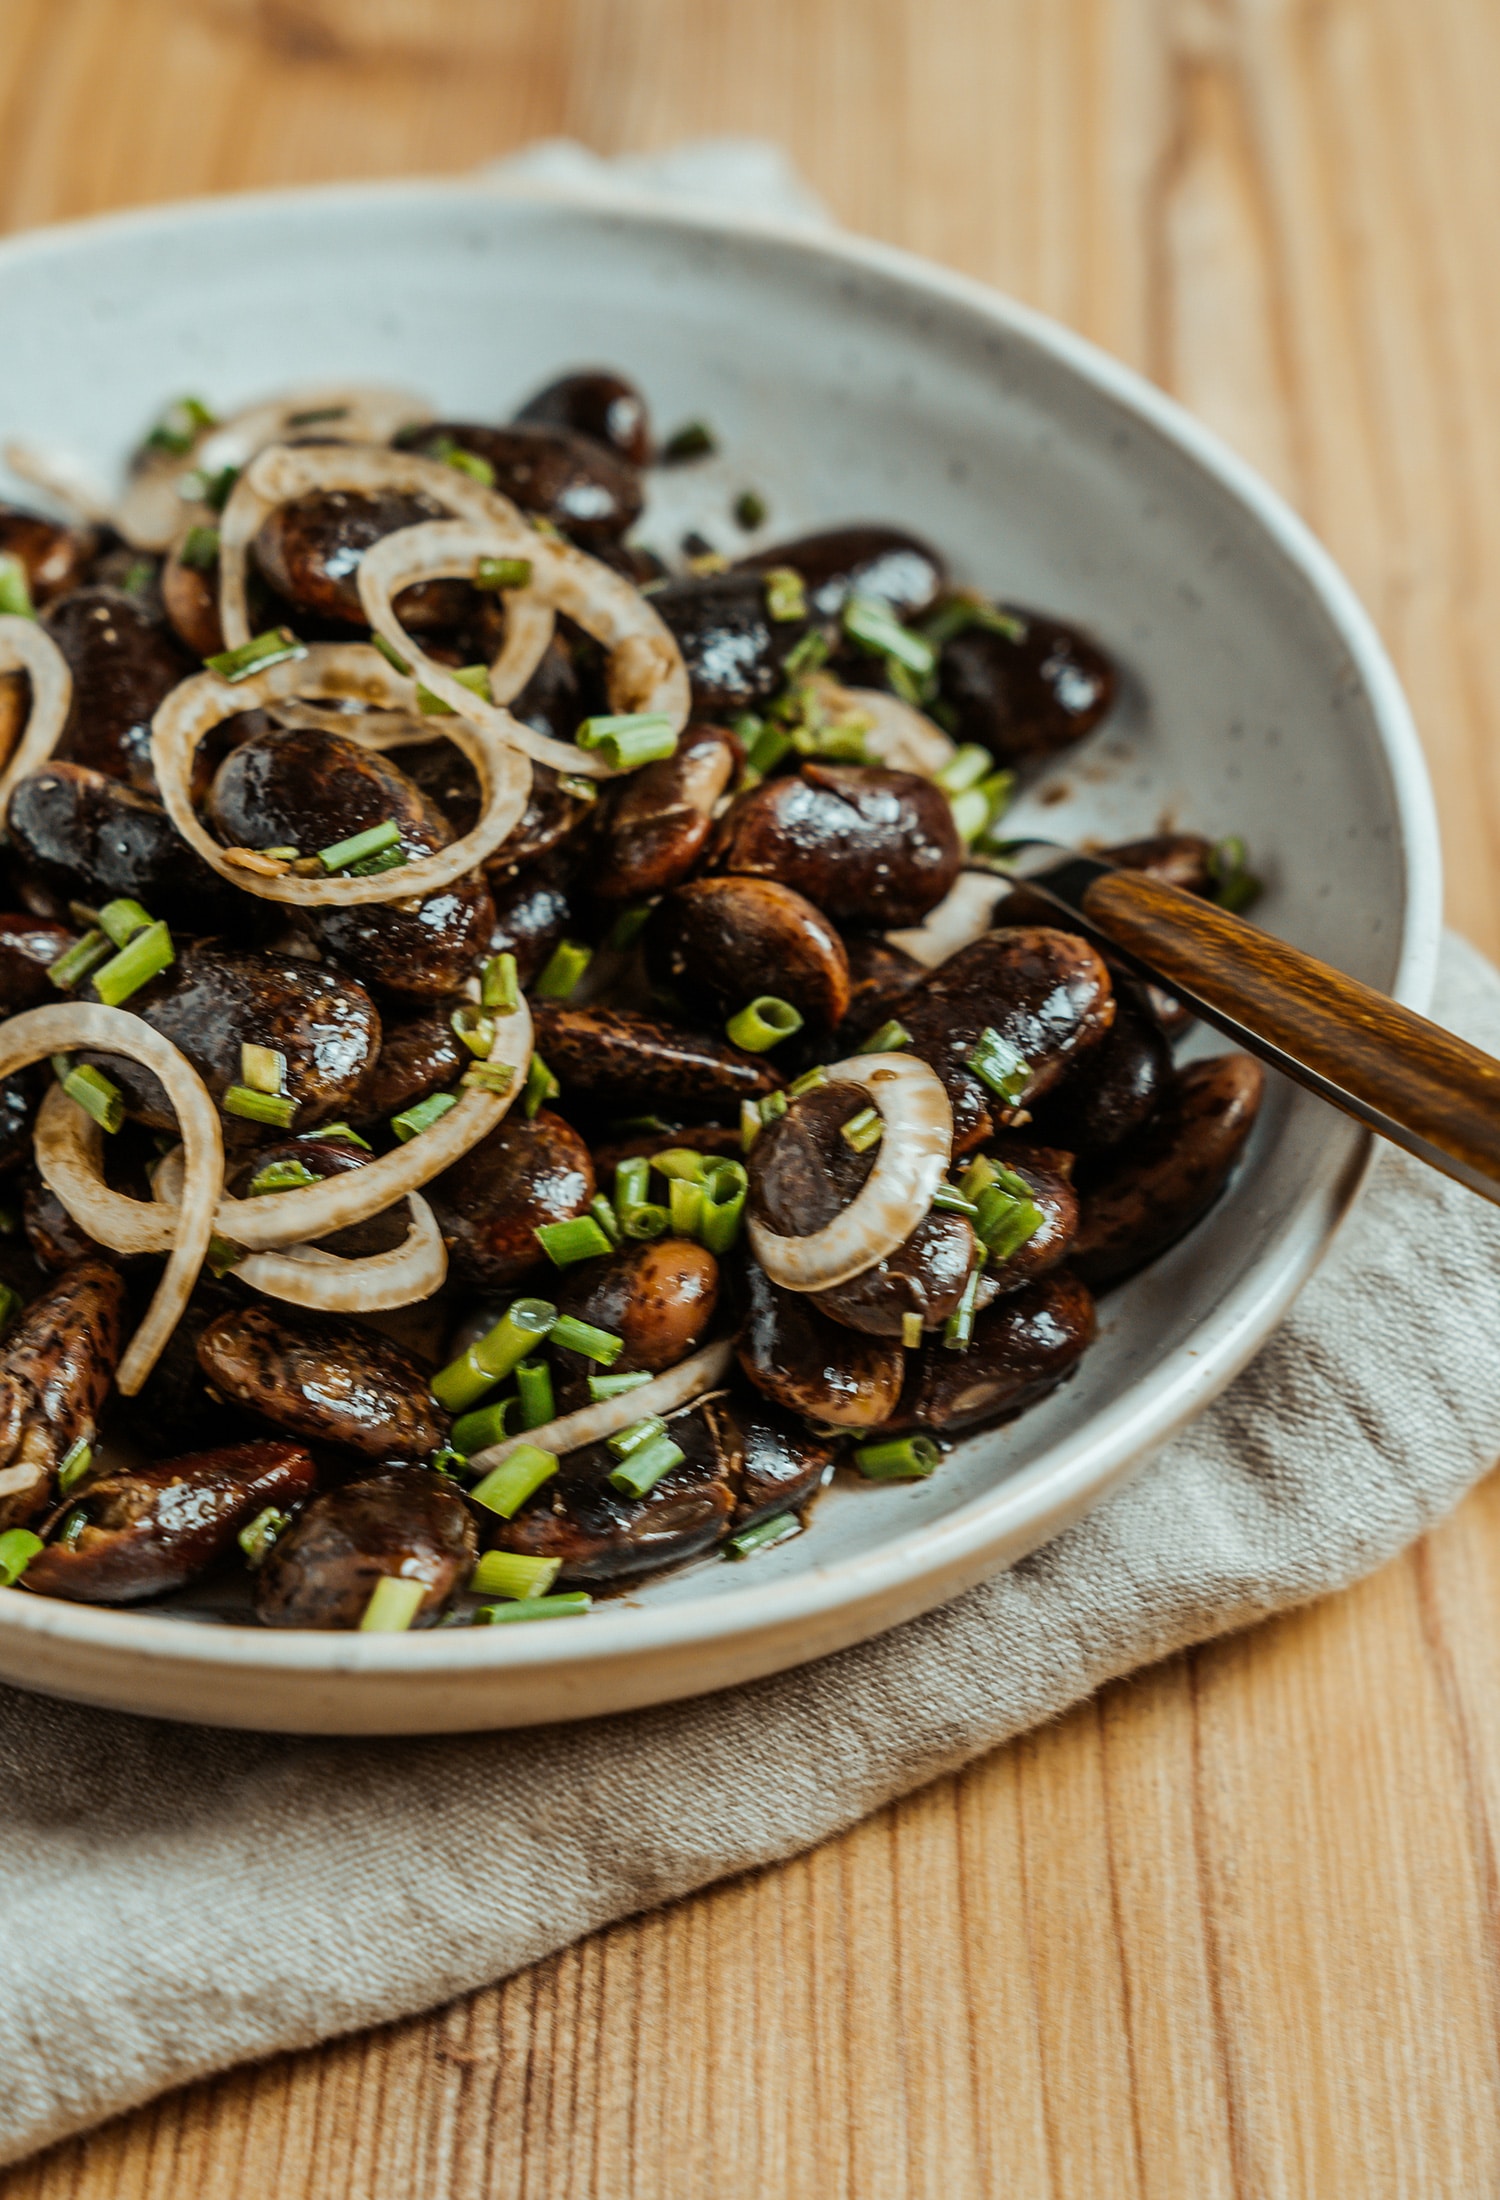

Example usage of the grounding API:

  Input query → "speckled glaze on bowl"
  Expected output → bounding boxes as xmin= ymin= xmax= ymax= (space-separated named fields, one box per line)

xmin=0 ymin=179 xmax=1439 ymax=1733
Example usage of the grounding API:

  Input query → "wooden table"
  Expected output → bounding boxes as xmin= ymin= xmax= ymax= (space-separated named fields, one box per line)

xmin=5 ymin=2 xmax=1500 ymax=2191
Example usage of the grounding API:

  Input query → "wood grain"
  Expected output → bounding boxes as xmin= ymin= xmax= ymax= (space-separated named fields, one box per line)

xmin=3 ymin=0 xmax=1500 ymax=2191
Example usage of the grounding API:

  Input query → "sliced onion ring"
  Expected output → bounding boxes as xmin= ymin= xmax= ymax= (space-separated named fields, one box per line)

xmin=149 ymin=641 xmax=531 ymax=906
xmin=465 ymin=1339 xmax=736 ymax=1477
xmin=748 ymin=1053 xmax=954 ymax=1293
xmin=357 ymin=516 xmax=690 ymax=780
xmin=232 ymin=1193 xmax=446 ymax=1311
xmin=3 ymin=1008 xmax=223 ymax=1394
xmin=0 ymin=617 xmax=74 ymax=821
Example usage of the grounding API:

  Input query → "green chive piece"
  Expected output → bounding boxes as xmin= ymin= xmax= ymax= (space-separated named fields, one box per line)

xmin=428 ymin=1445 xmax=468 ymax=1477
xmin=724 ymin=1511 xmax=801 ymax=1559
xmin=975 ymin=1185 xmax=1043 ymax=1264
xmin=417 ymin=662 xmax=492 ymax=716
xmin=391 ymin=1092 xmax=458 ymax=1143
xmin=186 ymin=463 xmax=239 ymax=512
xmin=523 ymin=1052 xmax=559 ymax=1119
xmin=934 ymin=744 xmax=994 ymax=795
xmin=549 ymin=1313 xmax=625 ymax=1366
xmin=605 ymin=902 xmax=653 ymax=952
xmin=97 ymin=897 xmax=154 ymax=947
xmin=57 ymin=1437 xmax=94 ymax=1495
xmin=0 ymin=1528 xmax=44 ymax=1586
xmin=0 ymin=1282 xmax=22 ymax=1343
xmin=224 ymin=1085 xmax=297 ymax=1130
xmin=533 ymin=939 xmax=593 ymax=1000
xmin=144 ymin=393 xmax=216 ymax=454
xmin=481 ymin=952 xmax=520 ymax=1011
xmin=931 ymin=1184 xmax=980 ymax=1218
xmin=240 ymin=1042 xmax=286 ymax=1096
xmin=305 ymin=1121 xmax=371 ymax=1150
xmin=0 ymin=552 xmax=36 ymax=618
xmin=556 ymin=775 xmax=599 ymax=804
xmin=948 ymin=787 xmax=992 ymax=845
xmin=246 ymin=1157 xmax=317 ymax=1197
xmin=91 ymin=920 xmax=174 ymax=1007
xmin=359 ymin=1575 xmax=428 ymax=1632
xmin=781 ymin=629 xmax=830 ymax=681
xmin=726 ymin=996 xmax=803 ymax=1053
xmin=588 ymin=1370 xmax=653 ymax=1402
xmin=56 ymin=1507 xmax=88 ymax=1548
xmin=205 ymin=626 xmax=308 ymax=683
xmin=613 ymin=1154 xmax=651 ymax=1220
xmin=535 ymin=1215 xmax=615 ymax=1269
xmin=855 ymin=1435 xmax=941 ymax=1481
xmin=921 ymin=594 xmax=1028 ymax=650
xmin=444 ymin=446 xmax=495 ymax=487
xmin=207 ymin=1234 xmax=248 ymax=1276
xmin=668 ymin=1177 xmax=704 ymax=1239
xmin=515 ymin=1358 xmax=556 ymax=1430
xmin=902 ymin=1310 xmax=924 ymax=1349
xmin=473 ymin=1593 xmax=592 ymax=1624
xmin=179 ymin=524 xmax=220 ymax=572
xmin=469 ymin=1444 xmax=559 ymax=1518
xmin=1210 ymin=834 xmax=1263 ymax=914
xmin=575 ymin=712 xmax=678 ymax=770
xmin=745 ymin=721 xmax=795 ymax=777
xmin=740 ymin=1098 xmax=763 ymax=1151
xmin=607 ymin=1431 xmax=686 ymax=1500
xmin=649 ymin=1148 xmax=709 ymax=1182
xmin=943 ymin=1262 xmax=984 ymax=1352
xmin=842 ymin=594 xmax=937 ymax=676
xmin=475 ymin=555 xmax=534 ymax=591
xmin=855 ymin=1019 xmax=912 ymax=1056
xmin=259 ymin=846 xmax=299 ymax=862
xmin=763 ymin=566 xmax=808 ymax=622
xmin=607 ymin=1415 xmax=668 ymax=1459
xmin=238 ymin=1505 xmax=290 ymax=1569
xmin=588 ymin=1194 xmax=623 ymax=1248
xmin=469 ymin=1549 xmax=561 ymax=1601
xmin=760 ymin=1090 xmax=789 ymax=1127
xmin=460 ymin=1062 xmax=517 ymax=1096
xmin=62 ymin=1064 xmax=124 ymax=1134
xmin=317 ymin=818 xmax=400 ymax=874
xmin=345 ymin=844 xmax=407 ymax=879
xmin=967 ymin=1027 xmax=1030 ymax=1106
xmin=450 ymin=1398 xmax=520 ymax=1454
xmin=371 ymin=632 xmax=412 ymax=676
xmin=450 ymin=1004 xmax=497 ymax=1060
xmin=957 ymin=1155 xmax=998 ymax=1202
xmin=734 ymin=489 xmax=768 ymax=530
xmin=699 ymin=1161 xmax=748 ymax=1254
xmin=48 ymin=929 xmax=114 ymax=993
xmin=787 ymin=1065 xmax=829 ymax=1099
xmin=620 ymin=1198 xmax=669 ymax=1241
xmin=660 ymin=421 xmax=716 ymax=463
xmin=840 ymin=1106 xmax=883 ymax=1154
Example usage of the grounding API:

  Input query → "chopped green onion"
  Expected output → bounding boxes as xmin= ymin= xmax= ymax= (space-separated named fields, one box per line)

xmin=943 ymin=1262 xmax=984 ymax=1352
xmin=345 ymin=844 xmax=407 ymax=879
xmin=726 ymin=996 xmax=803 ymax=1053
xmin=240 ymin=1042 xmax=286 ymax=1095
xmin=469 ymin=1549 xmax=561 ymax=1601
xmin=475 ymin=555 xmax=534 ymax=591
xmin=0 ymin=1282 xmax=22 ymax=1343
xmin=428 ymin=1445 xmax=468 ymax=1477
xmin=745 ymin=721 xmax=795 ymax=777
xmin=450 ymin=1004 xmax=496 ymax=1060
xmin=934 ymin=745 xmax=994 ymax=795
xmin=854 ymin=1435 xmax=941 ymax=1481
xmin=183 ymin=463 xmax=239 ymax=511
xmin=613 ymin=1154 xmax=651 ymax=1218
xmin=588 ymin=1370 xmax=653 ymax=1402
xmin=931 ymin=1184 xmax=979 ymax=1218
xmin=144 ymin=394 xmax=216 ymax=454
xmin=921 ymin=594 xmax=1028 ymax=649
xmin=445 ymin=447 xmax=495 ymax=487
xmin=975 ymin=1184 xmax=1043 ymax=1264
xmin=56 ymin=1507 xmax=88 ymax=1548
xmin=575 ymin=712 xmax=678 ymax=770
xmin=607 ymin=1414 xmax=669 ymax=1459
xmin=359 ymin=1575 xmax=427 ymax=1632
xmin=1209 ymin=834 xmax=1263 ymax=914
xmin=781 ymin=629 xmax=830 ymax=682
xmin=207 ymin=1234 xmax=248 ymax=1276
xmin=855 ymin=1019 xmax=912 ymax=1056
xmin=247 ymin=1157 xmax=318 ymax=1197
xmin=763 ymin=566 xmax=807 ymax=622
xmin=516 ymin=1358 xmax=556 ymax=1429
xmin=0 ymin=1528 xmax=43 ymax=1587
xmin=224 ymin=1085 xmax=297 ymax=1130
xmin=437 ymin=1303 xmax=555 ymax=1421
xmin=605 ymin=903 xmax=653 ymax=952
xmin=179 ymin=524 xmax=220 ymax=572
xmin=700 ymin=1160 xmax=748 ymax=1254
xmin=238 ymin=1506 xmax=290 ymax=1569
xmin=417 ymin=662 xmax=492 ymax=716
xmin=734 ymin=489 xmax=768 ymax=530
xmin=660 ymin=420 xmax=716 ymax=463
xmin=724 ymin=1511 xmax=801 ymax=1559
xmin=205 ymin=627 xmax=307 ymax=683
xmin=533 ymin=939 xmax=593 ymax=1000
xmin=902 ymin=1310 xmax=924 ymax=1349
xmin=317 ymin=819 xmax=400 ymax=874
xmin=57 ymin=1437 xmax=94 ymax=1496
xmin=588 ymin=1194 xmax=623 ymax=1248
xmin=760 ymin=1090 xmax=789 ymax=1129
xmin=620 ymin=1198 xmax=669 ymax=1241
xmin=842 ymin=594 xmax=937 ymax=676
xmin=840 ymin=1106 xmax=883 ymax=1154
xmin=786 ymin=1065 xmax=829 ymax=1100
xmin=62 ymin=1064 xmax=124 ymax=1135
xmin=608 ymin=1431 xmax=686 ymax=1499
xmin=668 ymin=1177 xmax=703 ymax=1238
xmin=0 ymin=553 xmax=35 ymax=618
xmin=481 ymin=952 xmax=520 ymax=1011
xmin=647 ymin=1148 xmax=707 ymax=1182
xmin=473 ymin=1593 xmax=592 ymax=1624
xmin=92 ymin=920 xmax=174 ymax=1006
xmin=740 ymin=1099 xmax=763 ymax=1151
xmin=957 ymin=1155 xmax=998 ymax=1202
xmin=97 ymin=897 xmax=154 ymax=947
xmin=549 ymin=1314 xmax=624 ymax=1366
xmin=48 ymin=929 xmax=114 ymax=993
xmin=371 ymin=632 xmax=412 ymax=676
xmin=391 ymin=1092 xmax=458 ymax=1142
xmin=459 ymin=1060 xmax=517 ymax=1098
xmin=306 ymin=1122 xmax=371 ymax=1150
xmin=450 ymin=1398 xmax=519 ymax=1454
xmin=469 ymin=1444 xmax=558 ymax=1519
xmin=967 ymin=1027 xmax=1030 ymax=1106
xmin=535 ymin=1214 xmax=615 ymax=1269
xmin=523 ymin=1052 xmax=559 ymax=1118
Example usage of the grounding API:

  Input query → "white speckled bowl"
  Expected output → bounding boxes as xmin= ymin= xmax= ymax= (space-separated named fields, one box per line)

xmin=0 ymin=180 xmax=1439 ymax=1732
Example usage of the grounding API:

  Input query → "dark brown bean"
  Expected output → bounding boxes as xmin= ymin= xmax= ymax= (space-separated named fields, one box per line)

xmin=160 ymin=540 xmax=223 ymax=658
xmin=485 ymin=759 xmax=596 ymax=876
xmin=349 ymin=1008 xmax=465 ymax=1128
xmin=314 ymin=873 xmax=496 ymax=1003
xmin=897 ymin=927 xmax=1116 ymax=1154
xmin=936 ymin=608 xmax=1115 ymax=765
xmin=901 ymin=1270 xmax=1097 ymax=1433
xmin=730 ymin=1396 xmax=838 ymax=1528
xmin=6 ymin=763 xmax=241 ymax=931
xmin=0 ymin=914 xmax=73 ymax=1014
xmin=0 ymin=1259 xmax=125 ymax=1530
xmin=428 ymin=1108 xmax=595 ymax=1291
xmin=252 ymin=487 xmax=470 ymax=630
xmin=718 ymin=763 xmax=962 ymax=927
xmin=836 ymin=934 xmax=925 ymax=1048
xmin=646 ymin=875 xmax=851 ymax=1030
xmin=403 ymin=421 xmax=643 ymax=549
xmin=970 ymin=1143 xmax=1079 ymax=1299
xmin=21 ymin=1176 xmax=106 ymax=1275
xmin=24 ymin=1440 xmax=318 ymax=1604
xmin=736 ymin=1259 xmax=905 ymax=1429
xmin=256 ymin=1466 xmax=476 ymax=1629
xmin=514 ymin=370 xmax=652 ymax=467
xmin=44 ymin=587 xmax=196 ymax=790
xmin=593 ymin=723 xmax=740 ymax=901
xmin=650 ymin=571 xmax=826 ymax=714
xmin=553 ymin=1239 xmax=719 ymax=1389
xmin=738 ymin=525 xmax=947 ymax=622
xmin=531 ymin=1004 xmax=781 ymax=1110
xmin=196 ymin=1305 xmax=447 ymax=1461
xmin=1028 ymin=975 xmax=1171 ymax=1157
xmin=1099 ymin=833 xmax=1216 ymax=895
xmin=1070 ymin=1055 xmax=1265 ymax=1289
xmin=0 ymin=503 xmax=95 ymax=606
xmin=485 ymin=846 xmax=575 ymax=988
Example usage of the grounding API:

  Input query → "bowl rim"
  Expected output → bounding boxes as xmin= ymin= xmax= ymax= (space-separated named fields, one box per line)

xmin=0 ymin=173 xmax=1444 ymax=1696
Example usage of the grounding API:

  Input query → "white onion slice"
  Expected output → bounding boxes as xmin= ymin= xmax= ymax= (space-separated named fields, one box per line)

xmin=748 ymin=1053 xmax=954 ymax=1293
xmin=846 ymin=686 xmax=956 ymax=776
xmin=357 ymin=517 xmax=690 ymax=780
xmin=0 ymin=617 xmax=73 ymax=821
xmin=3 ymin=441 xmax=114 ymax=526
xmin=887 ymin=871 xmax=1010 ymax=968
xmin=1 ymin=1008 xmax=223 ymax=1393
xmin=149 ymin=641 xmax=531 ymax=906
xmin=230 ymin=1196 xmax=446 ymax=1312
xmin=465 ymin=1339 xmax=736 ymax=1476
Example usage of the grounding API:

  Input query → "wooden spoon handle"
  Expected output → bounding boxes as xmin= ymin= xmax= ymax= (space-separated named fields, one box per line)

xmin=1080 ymin=868 xmax=1500 ymax=1195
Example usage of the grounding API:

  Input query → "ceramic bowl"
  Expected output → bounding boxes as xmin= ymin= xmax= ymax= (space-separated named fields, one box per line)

xmin=0 ymin=179 xmax=1439 ymax=1732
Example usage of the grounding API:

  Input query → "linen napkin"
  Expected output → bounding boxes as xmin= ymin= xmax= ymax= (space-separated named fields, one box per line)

xmin=5 ymin=145 xmax=1500 ymax=2165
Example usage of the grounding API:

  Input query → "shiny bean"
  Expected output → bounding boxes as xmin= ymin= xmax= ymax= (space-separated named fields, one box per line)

xmin=255 ymin=1466 xmax=476 ymax=1628
xmin=0 ymin=914 xmax=73 ymax=1014
xmin=1028 ymin=975 xmax=1171 ymax=1157
xmin=428 ymin=1108 xmax=595 ymax=1291
xmin=0 ymin=1259 xmax=125 ymax=1530
xmin=593 ymin=724 xmax=739 ymax=901
xmin=718 ymin=763 xmax=962 ymax=927
xmin=646 ymin=875 xmax=851 ymax=1031
xmin=196 ymin=1305 xmax=447 ymax=1462
xmin=736 ymin=1258 xmax=905 ymax=1429
xmin=651 ymin=571 xmax=826 ymax=714
xmin=530 ymin=1004 xmax=781 ymax=1110
xmin=402 ymin=421 xmax=643 ymax=549
xmin=514 ymin=370 xmax=652 ymax=467
xmin=0 ymin=503 xmax=95 ymax=606
xmin=738 ymin=525 xmax=946 ymax=621
xmin=6 ymin=763 xmax=242 ymax=932
xmin=552 ymin=1238 xmax=719 ymax=1392
xmin=901 ymin=1269 xmax=1097 ymax=1432
xmin=44 ymin=586 xmax=196 ymax=790
xmin=936 ymin=608 xmax=1116 ymax=764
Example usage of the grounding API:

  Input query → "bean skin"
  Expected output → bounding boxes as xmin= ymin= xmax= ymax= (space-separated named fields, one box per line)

xmin=717 ymin=763 xmax=962 ymax=928
xmin=6 ymin=763 xmax=242 ymax=932
xmin=552 ymin=1238 xmax=719 ymax=1393
xmin=651 ymin=571 xmax=827 ymax=715
xmin=0 ymin=1259 xmax=125 ymax=1530
xmin=256 ymin=1467 xmax=476 ymax=1629
xmin=1028 ymin=975 xmax=1172 ymax=1158
xmin=736 ymin=1259 xmax=905 ymax=1429
xmin=44 ymin=586 xmax=196 ymax=791
xmin=646 ymin=875 xmax=852 ymax=1031
xmin=970 ymin=1143 xmax=1079 ymax=1299
xmin=252 ymin=487 xmax=460 ymax=628
xmin=530 ymin=1004 xmax=781 ymax=1110
xmin=900 ymin=1270 xmax=1097 ymax=1433
xmin=428 ymin=1109 xmax=595 ymax=1292
xmin=402 ymin=421 xmax=643 ymax=549
xmin=936 ymin=608 xmax=1116 ymax=765
xmin=593 ymin=724 xmax=740 ymax=902
xmin=196 ymin=1304 xmax=447 ymax=1461
xmin=0 ymin=503 xmax=94 ymax=606
xmin=349 ymin=1008 xmax=466 ymax=1128
xmin=730 ymin=1396 xmax=838 ymax=1529
xmin=738 ymin=525 xmax=947 ymax=622
xmin=0 ymin=914 xmax=73 ymax=1014
xmin=514 ymin=370 xmax=653 ymax=467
